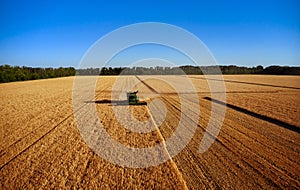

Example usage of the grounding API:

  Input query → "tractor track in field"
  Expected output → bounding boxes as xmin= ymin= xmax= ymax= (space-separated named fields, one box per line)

xmin=135 ymin=75 xmax=189 ymax=189
xmin=188 ymin=76 xmax=300 ymax=90
xmin=204 ymin=97 xmax=300 ymax=133
xmin=137 ymin=77 xmax=273 ymax=187
xmin=172 ymin=90 xmax=300 ymax=186
xmin=1 ymin=76 xmax=190 ymax=189
xmin=145 ymin=105 xmax=189 ymax=190
xmin=185 ymin=100 xmax=299 ymax=188
xmin=136 ymin=76 xmax=300 ymax=188
xmin=0 ymin=87 xmax=110 ymax=170
xmin=0 ymin=112 xmax=74 ymax=170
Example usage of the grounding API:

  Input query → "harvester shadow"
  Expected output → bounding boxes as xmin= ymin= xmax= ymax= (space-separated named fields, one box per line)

xmin=85 ymin=99 xmax=128 ymax=105
xmin=203 ymin=97 xmax=300 ymax=134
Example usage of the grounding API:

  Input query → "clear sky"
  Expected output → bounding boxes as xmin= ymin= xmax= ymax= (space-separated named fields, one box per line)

xmin=0 ymin=0 xmax=299 ymax=68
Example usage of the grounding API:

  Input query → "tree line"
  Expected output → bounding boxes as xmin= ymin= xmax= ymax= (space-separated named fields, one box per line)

xmin=0 ymin=65 xmax=75 ymax=83
xmin=77 ymin=65 xmax=300 ymax=75
xmin=1 ymin=64 xmax=299 ymax=83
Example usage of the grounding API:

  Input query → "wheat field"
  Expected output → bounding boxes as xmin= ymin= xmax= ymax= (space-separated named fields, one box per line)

xmin=0 ymin=75 xmax=299 ymax=189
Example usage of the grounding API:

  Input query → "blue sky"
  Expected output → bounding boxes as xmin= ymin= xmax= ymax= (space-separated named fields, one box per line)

xmin=0 ymin=0 xmax=299 ymax=68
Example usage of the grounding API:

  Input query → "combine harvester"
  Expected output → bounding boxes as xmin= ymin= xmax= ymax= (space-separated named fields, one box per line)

xmin=125 ymin=91 xmax=147 ymax=105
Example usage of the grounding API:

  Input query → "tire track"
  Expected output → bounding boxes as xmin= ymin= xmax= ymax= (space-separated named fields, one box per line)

xmin=137 ymin=76 xmax=300 ymax=188
xmin=135 ymin=77 xmax=259 ymax=188
xmin=168 ymin=95 xmax=299 ymax=188
xmin=0 ymin=86 xmax=110 ymax=170
xmin=135 ymin=75 xmax=188 ymax=189
xmin=204 ymin=97 xmax=300 ymax=133
xmin=172 ymin=92 xmax=300 ymax=185
xmin=199 ymin=99 xmax=299 ymax=187
xmin=0 ymin=98 xmax=73 ymax=155
xmin=189 ymin=76 xmax=300 ymax=90
xmin=0 ymin=106 xmax=79 ymax=170
xmin=163 ymin=87 xmax=299 ymax=157
xmin=18 ymin=117 xmax=83 ymax=189
xmin=145 ymin=105 xmax=188 ymax=190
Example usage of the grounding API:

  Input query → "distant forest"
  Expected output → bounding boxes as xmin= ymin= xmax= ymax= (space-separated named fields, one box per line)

xmin=0 ymin=64 xmax=299 ymax=83
xmin=0 ymin=65 xmax=75 ymax=83
xmin=77 ymin=65 xmax=300 ymax=76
